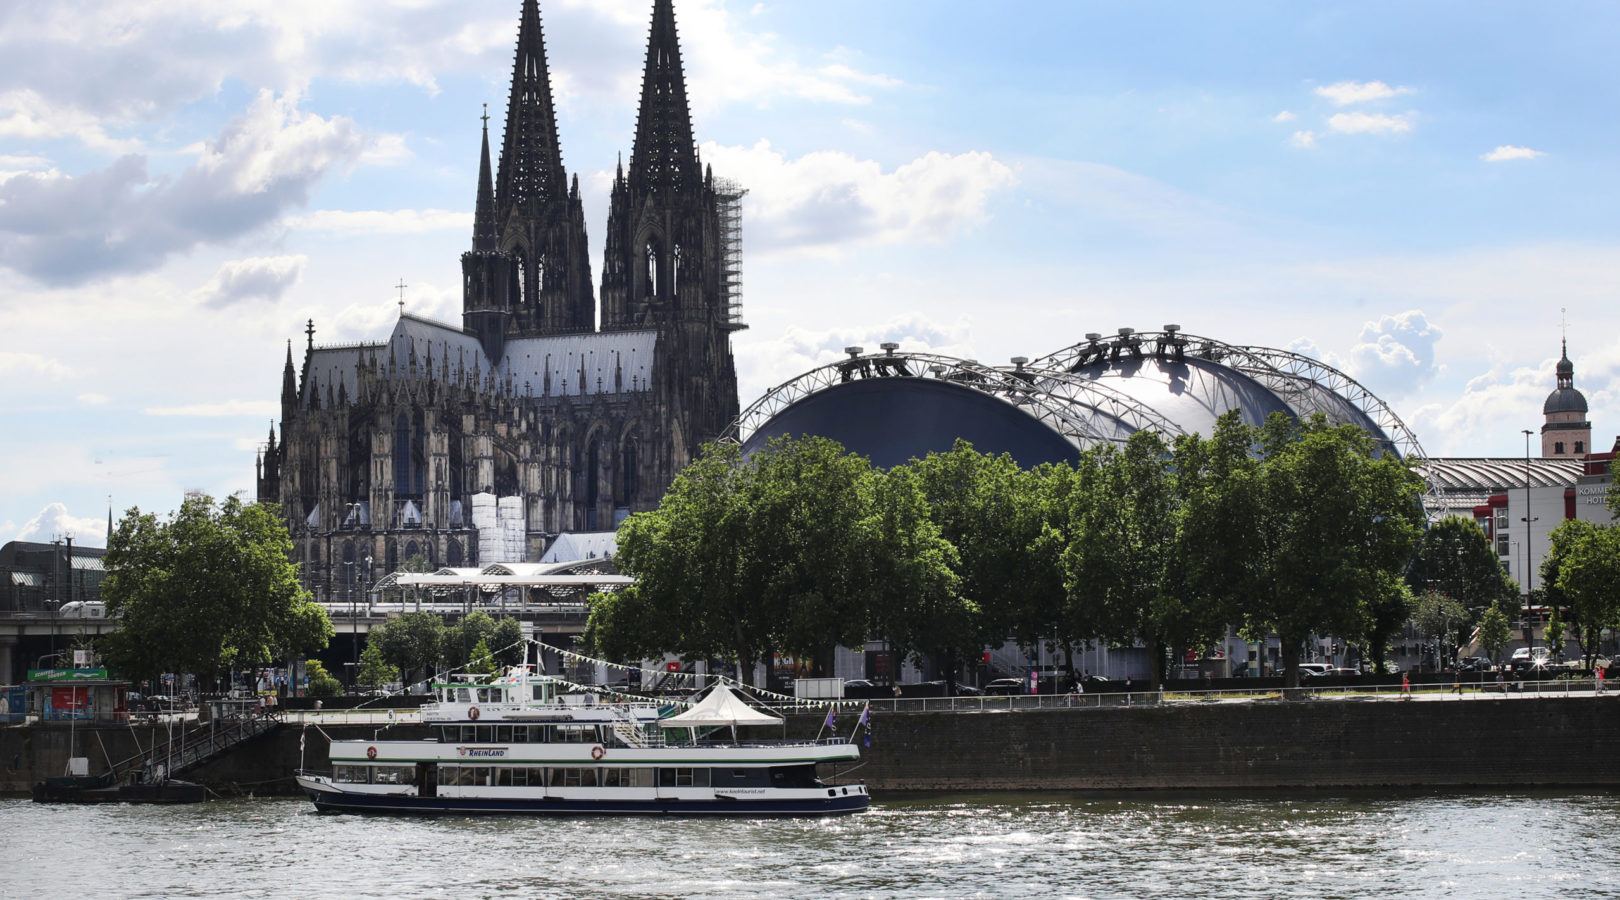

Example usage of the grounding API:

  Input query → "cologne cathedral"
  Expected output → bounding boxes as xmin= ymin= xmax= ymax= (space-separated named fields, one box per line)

xmin=256 ymin=0 xmax=743 ymax=601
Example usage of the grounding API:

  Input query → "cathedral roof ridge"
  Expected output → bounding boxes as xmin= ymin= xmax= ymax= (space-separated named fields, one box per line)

xmin=397 ymin=310 xmax=466 ymax=331
xmin=309 ymin=339 xmax=384 ymax=353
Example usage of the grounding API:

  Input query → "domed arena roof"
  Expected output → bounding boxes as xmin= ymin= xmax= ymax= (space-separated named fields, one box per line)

xmin=728 ymin=330 xmax=1426 ymax=469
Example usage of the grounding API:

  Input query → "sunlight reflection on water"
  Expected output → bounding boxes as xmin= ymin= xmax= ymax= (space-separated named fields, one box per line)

xmin=7 ymin=792 xmax=1620 ymax=899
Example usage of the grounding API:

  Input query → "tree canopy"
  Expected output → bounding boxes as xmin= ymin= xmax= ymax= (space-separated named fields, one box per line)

xmin=584 ymin=416 xmax=1429 ymax=690
xmin=1407 ymin=516 xmax=1515 ymax=616
xmin=100 ymin=494 xmax=332 ymax=683
xmin=1549 ymin=520 xmax=1620 ymax=669
xmin=370 ymin=611 xmax=446 ymax=688
xmin=1238 ymin=415 xmax=1425 ymax=685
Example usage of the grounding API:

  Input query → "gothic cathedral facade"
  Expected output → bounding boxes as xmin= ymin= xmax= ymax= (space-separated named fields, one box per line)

xmin=255 ymin=0 xmax=742 ymax=602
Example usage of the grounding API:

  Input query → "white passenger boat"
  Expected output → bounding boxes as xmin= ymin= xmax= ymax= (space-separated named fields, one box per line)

xmin=294 ymin=666 xmax=869 ymax=816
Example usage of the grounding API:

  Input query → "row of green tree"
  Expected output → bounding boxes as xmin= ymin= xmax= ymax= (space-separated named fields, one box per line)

xmin=357 ymin=610 xmax=527 ymax=691
xmin=585 ymin=411 xmax=1466 ymax=689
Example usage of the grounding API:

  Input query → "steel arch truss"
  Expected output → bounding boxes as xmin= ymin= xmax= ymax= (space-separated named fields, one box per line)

xmin=723 ymin=350 xmax=1173 ymax=451
xmin=1033 ymin=330 xmax=1427 ymax=462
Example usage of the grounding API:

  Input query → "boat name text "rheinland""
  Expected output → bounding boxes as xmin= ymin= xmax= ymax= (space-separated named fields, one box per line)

xmin=458 ymin=747 xmax=508 ymax=758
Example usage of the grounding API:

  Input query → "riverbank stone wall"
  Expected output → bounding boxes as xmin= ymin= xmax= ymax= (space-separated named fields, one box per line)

xmin=4 ymin=696 xmax=1618 ymax=796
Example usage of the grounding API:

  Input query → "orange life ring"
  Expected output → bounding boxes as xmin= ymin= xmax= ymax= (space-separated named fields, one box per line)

xmin=468 ymin=706 xmax=481 ymax=721
xmin=366 ymin=746 xmax=377 ymax=760
xmin=591 ymin=745 xmax=605 ymax=761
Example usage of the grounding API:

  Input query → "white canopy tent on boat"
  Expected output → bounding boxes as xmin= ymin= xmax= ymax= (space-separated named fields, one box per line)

xmin=661 ymin=685 xmax=783 ymax=728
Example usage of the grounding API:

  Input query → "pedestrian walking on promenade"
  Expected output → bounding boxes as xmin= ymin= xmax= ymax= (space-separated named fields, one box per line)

xmin=1401 ymin=673 xmax=1411 ymax=699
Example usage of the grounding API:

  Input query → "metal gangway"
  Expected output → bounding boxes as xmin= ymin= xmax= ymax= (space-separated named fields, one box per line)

xmin=110 ymin=707 xmax=283 ymax=784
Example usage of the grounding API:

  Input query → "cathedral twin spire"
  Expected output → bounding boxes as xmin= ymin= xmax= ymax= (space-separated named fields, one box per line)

xmin=495 ymin=0 xmax=568 ymax=224
xmin=465 ymin=0 xmax=706 ymax=342
xmin=628 ymin=0 xmax=703 ymax=195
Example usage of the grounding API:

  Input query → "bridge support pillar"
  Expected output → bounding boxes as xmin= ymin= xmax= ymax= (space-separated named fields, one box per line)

xmin=0 ymin=639 xmax=15 ymax=685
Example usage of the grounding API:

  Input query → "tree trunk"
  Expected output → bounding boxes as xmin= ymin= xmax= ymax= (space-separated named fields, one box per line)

xmin=1281 ymin=639 xmax=1301 ymax=688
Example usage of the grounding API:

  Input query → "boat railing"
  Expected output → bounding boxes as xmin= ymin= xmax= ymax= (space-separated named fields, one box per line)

xmin=660 ymin=737 xmax=852 ymax=749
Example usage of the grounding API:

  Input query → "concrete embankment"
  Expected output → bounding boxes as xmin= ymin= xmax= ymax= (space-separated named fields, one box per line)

xmin=5 ymin=695 xmax=1618 ymax=796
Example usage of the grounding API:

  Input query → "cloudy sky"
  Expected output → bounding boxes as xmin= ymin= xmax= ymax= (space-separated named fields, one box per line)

xmin=3 ymin=0 xmax=1617 ymax=546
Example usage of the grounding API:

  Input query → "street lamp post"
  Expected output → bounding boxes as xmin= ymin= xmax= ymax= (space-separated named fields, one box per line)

xmin=1521 ymin=429 xmax=1537 ymax=647
xmin=344 ymin=560 xmax=355 ymax=691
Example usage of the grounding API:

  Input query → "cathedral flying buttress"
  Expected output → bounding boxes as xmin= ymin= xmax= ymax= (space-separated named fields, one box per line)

xmin=257 ymin=0 xmax=741 ymax=604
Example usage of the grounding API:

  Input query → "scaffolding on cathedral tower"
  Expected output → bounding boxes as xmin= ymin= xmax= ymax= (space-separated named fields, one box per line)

xmin=714 ymin=176 xmax=748 ymax=332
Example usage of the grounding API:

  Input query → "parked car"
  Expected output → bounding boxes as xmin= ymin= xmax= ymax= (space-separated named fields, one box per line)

xmin=842 ymin=679 xmax=876 ymax=690
xmin=1509 ymin=647 xmax=1551 ymax=672
xmin=1297 ymin=663 xmax=1332 ymax=678
xmin=1324 ymin=667 xmax=1359 ymax=677
xmin=984 ymin=678 xmax=1027 ymax=696
xmin=1456 ymin=656 xmax=1495 ymax=672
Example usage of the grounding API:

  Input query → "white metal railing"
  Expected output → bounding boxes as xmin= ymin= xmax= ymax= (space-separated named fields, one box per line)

xmin=277 ymin=678 xmax=1611 ymax=727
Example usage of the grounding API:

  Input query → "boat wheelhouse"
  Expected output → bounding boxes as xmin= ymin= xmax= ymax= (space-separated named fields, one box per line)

xmin=295 ymin=666 xmax=868 ymax=816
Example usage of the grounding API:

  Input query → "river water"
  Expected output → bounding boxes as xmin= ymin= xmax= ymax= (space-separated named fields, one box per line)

xmin=6 ymin=791 xmax=1617 ymax=899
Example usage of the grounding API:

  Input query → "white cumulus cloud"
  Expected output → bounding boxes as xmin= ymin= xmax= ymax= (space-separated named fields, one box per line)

xmin=1315 ymin=81 xmax=1413 ymax=106
xmin=144 ymin=399 xmax=281 ymax=417
xmin=1482 ymin=145 xmax=1546 ymax=162
xmin=0 ymin=91 xmax=364 ymax=286
xmin=1289 ymin=130 xmax=1318 ymax=149
xmin=701 ymin=140 xmax=1016 ymax=258
xmin=14 ymin=502 xmax=109 ymax=548
xmin=196 ymin=255 xmax=306 ymax=308
xmin=1327 ymin=111 xmax=1415 ymax=135
xmin=284 ymin=209 xmax=471 ymax=235
xmin=1347 ymin=310 xmax=1444 ymax=396
xmin=0 ymin=351 xmax=72 ymax=380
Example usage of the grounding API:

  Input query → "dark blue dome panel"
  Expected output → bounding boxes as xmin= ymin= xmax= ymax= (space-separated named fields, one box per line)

xmin=741 ymin=378 xmax=1081 ymax=469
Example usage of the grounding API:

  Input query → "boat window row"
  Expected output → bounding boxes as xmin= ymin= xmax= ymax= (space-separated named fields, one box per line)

xmin=439 ymin=766 xmax=671 ymax=788
xmin=333 ymin=765 xmax=415 ymax=785
xmin=439 ymin=766 xmax=712 ymax=787
xmin=333 ymin=763 xmax=760 ymax=788
xmin=437 ymin=724 xmax=607 ymax=744
xmin=438 ymin=686 xmax=516 ymax=704
xmin=436 ymin=684 xmax=555 ymax=704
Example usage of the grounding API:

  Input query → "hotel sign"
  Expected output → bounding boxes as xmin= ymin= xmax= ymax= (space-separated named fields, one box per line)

xmin=1576 ymin=484 xmax=1610 ymax=505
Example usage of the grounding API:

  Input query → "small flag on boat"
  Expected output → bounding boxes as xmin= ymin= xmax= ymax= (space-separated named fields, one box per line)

xmin=824 ymin=706 xmax=836 ymax=731
xmin=299 ymin=731 xmax=305 ymax=751
xmin=858 ymin=703 xmax=871 ymax=747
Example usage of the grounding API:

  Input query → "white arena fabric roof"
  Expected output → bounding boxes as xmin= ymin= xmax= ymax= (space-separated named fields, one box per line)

xmin=729 ymin=328 xmax=1425 ymax=471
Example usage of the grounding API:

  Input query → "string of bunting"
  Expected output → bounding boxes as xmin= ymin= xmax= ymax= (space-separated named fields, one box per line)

xmin=341 ymin=634 xmax=536 ymax=711
xmin=342 ymin=635 xmax=866 ymax=713
xmin=533 ymin=639 xmax=868 ymax=711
